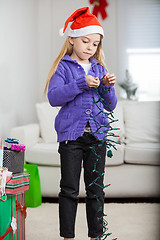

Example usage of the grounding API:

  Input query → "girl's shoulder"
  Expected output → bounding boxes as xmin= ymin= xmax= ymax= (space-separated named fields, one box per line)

xmin=55 ymin=55 xmax=78 ymax=77
xmin=55 ymin=55 xmax=72 ymax=72
xmin=57 ymin=55 xmax=76 ymax=69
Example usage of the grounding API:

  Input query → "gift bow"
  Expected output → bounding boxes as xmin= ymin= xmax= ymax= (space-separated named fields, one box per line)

xmin=89 ymin=0 xmax=109 ymax=20
xmin=5 ymin=138 xmax=19 ymax=144
xmin=16 ymin=200 xmax=27 ymax=218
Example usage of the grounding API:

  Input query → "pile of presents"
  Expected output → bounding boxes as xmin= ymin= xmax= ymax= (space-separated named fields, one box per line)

xmin=0 ymin=138 xmax=41 ymax=240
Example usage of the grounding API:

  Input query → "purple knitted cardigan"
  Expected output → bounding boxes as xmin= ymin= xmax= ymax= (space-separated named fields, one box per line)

xmin=48 ymin=55 xmax=117 ymax=142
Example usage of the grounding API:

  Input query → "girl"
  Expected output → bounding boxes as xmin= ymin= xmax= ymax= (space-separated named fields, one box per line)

xmin=44 ymin=7 xmax=117 ymax=240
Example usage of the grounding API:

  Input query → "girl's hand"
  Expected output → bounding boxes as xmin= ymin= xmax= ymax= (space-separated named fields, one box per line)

xmin=86 ymin=75 xmax=100 ymax=88
xmin=102 ymin=73 xmax=116 ymax=86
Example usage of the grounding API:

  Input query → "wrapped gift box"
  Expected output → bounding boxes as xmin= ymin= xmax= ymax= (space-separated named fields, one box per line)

xmin=0 ymin=195 xmax=16 ymax=240
xmin=16 ymin=193 xmax=26 ymax=240
xmin=5 ymin=172 xmax=30 ymax=195
xmin=11 ymin=144 xmax=25 ymax=152
xmin=0 ymin=172 xmax=30 ymax=240
xmin=3 ymin=150 xmax=24 ymax=173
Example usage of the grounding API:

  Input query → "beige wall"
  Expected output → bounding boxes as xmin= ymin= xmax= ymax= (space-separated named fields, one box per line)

xmin=0 ymin=0 xmax=39 ymax=138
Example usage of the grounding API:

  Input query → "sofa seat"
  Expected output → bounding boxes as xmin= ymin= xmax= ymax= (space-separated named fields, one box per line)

xmin=125 ymin=142 xmax=160 ymax=165
xmin=37 ymin=164 xmax=160 ymax=198
xmin=25 ymin=141 xmax=125 ymax=167
xmin=25 ymin=142 xmax=59 ymax=166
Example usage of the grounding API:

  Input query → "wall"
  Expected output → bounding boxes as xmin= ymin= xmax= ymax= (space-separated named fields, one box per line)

xmin=0 ymin=0 xmax=39 ymax=139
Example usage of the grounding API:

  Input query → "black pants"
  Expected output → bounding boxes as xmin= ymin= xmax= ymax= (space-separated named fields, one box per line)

xmin=58 ymin=132 xmax=106 ymax=238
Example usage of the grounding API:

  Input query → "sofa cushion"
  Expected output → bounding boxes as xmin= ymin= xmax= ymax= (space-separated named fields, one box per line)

xmin=25 ymin=143 xmax=60 ymax=166
xmin=106 ymin=143 xmax=124 ymax=166
xmin=36 ymin=102 xmax=59 ymax=143
xmin=123 ymin=101 xmax=160 ymax=143
xmin=107 ymin=101 xmax=125 ymax=143
xmin=25 ymin=142 xmax=124 ymax=167
xmin=125 ymin=142 xmax=160 ymax=165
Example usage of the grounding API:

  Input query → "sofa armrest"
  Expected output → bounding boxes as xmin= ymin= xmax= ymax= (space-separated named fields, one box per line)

xmin=10 ymin=123 xmax=40 ymax=147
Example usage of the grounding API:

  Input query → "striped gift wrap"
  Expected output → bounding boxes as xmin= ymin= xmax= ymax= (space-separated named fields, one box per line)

xmin=5 ymin=173 xmax=30 ymax=195
xmin=16 ymin=193 xmax=26 ymax=240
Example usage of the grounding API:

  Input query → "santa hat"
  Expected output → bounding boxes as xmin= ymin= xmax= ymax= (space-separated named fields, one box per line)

xmin=59 ymin=7 xmax=104 ymax=37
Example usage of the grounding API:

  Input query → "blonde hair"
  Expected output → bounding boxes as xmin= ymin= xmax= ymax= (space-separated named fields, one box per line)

xmin=44 ymin=35 xmax=107 ymax=95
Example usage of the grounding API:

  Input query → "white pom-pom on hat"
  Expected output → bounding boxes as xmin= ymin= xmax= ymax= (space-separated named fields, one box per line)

xmin=59 ymin=27 xmax=64 ymax=36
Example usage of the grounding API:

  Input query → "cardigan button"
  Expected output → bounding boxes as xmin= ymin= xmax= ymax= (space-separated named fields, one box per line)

xmin=85 ymin=109 xmax=92 ymax=115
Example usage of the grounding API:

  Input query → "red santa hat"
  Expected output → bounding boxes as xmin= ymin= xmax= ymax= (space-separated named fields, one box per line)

xmin=59 ymin=7 xmax=104 ymax=37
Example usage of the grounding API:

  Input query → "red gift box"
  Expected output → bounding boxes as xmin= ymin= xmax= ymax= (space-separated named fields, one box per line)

xmin=5 ymin=173 xmax=30 ymax=195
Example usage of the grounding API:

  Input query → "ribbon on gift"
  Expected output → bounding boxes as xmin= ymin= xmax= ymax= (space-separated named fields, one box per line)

xmin=0 ymin=217 xmax=17 ymax=240
xmin=0 ymin=226 xmax=12 ymax=240
xmin=11 ymin=144 xmax=25 ymax=152
xmin=16 ymin=200 xmax=27 ymax=218
xmin=5 ymin=138 xmax=19 ymax=144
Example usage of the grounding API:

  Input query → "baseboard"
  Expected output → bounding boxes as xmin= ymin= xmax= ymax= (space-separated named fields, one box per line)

xmin=42 ymin=197 xmax=160 ymax=203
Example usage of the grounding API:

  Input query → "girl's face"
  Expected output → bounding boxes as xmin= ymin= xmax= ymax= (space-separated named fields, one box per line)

xmin=69 ymin=33 xmax=101 ymax=64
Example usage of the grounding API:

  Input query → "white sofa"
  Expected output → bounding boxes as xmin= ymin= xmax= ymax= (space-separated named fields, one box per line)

xmin=11 ymin=100 xmax=160 ymax=198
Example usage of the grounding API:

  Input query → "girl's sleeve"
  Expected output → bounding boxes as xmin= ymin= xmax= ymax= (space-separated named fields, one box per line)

xmin=48 ymin=62 xmax=89 ymax=107
xmin=98 ymin=66 xmax=117 ymax=112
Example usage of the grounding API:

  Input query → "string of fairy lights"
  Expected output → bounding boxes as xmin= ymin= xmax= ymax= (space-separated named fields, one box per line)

xmin=87 ymin=76 xmax=119 ymax=239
